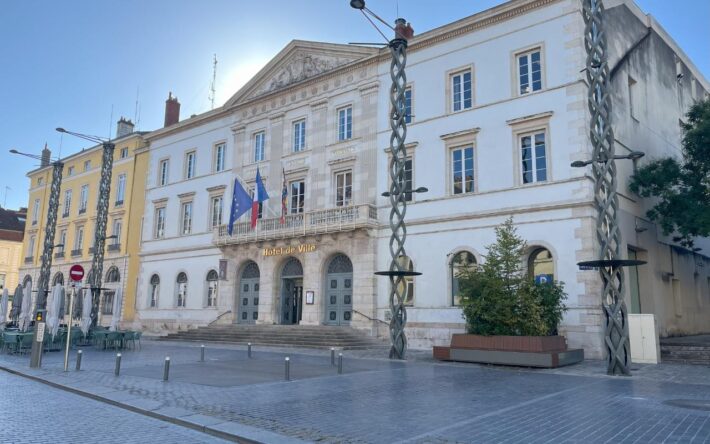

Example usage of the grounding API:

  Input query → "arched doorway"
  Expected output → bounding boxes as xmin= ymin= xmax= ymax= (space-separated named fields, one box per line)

xmin=280 ymin=258 xmax=303 ymax=325
xmin=324 ymin=254 xmax=353 ymax=326
xmin=52 ymin=272 xmax=64 ymax=286
xmin=238 ymin=262 xmax=260 ymax=324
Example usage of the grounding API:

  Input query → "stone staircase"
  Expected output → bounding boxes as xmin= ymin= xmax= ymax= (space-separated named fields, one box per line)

xmin=159 ymin=324 xmax=388 ymax=350
xmin=660 ymin=335 xmax=710 ymax=364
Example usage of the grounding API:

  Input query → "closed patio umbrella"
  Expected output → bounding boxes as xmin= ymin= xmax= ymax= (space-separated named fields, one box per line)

xmin=109 ymin=288 xmax=123 ymax=331
xmin=72 ymin=288 xmax=83 ymax=320
xmin=58 ymin=288 xmax=66 ymax=320
xmin=18 ymin=280 xmax=32 ymax=332
xmin=79 ymin=289 xmax=92 ymax=336
xmin=10 ymin=284 xmax=22 ymax=321
xmin=0 ymin=287 xmax=9 ymax=328
xmin=46 ymin=284 xmax=63 ymax=337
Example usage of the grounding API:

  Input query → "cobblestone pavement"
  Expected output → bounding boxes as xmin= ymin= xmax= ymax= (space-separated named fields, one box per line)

xmin=0 ymin=370 xmax=229 ymax=444
xmin=2 ymin=340 xmax=710 ymax=443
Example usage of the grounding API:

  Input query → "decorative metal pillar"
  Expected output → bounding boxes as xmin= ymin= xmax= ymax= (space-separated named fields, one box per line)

xmin=89 ymin=141 xmax=115 ymax=326
xmin=386 ymin=23 xmax=409 ymax=360
xmin=582 ymin=0 xmax=630 ymax=375
xmin=36 ymin=160 xmax=64 ymax=311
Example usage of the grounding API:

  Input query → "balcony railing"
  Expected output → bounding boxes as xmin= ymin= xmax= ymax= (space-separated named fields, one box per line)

xmin=24 ymin=256 xmax=33 ymax=264
xmin=71 ymin=249 xmax=82 ymax=257
xmin=214 ymin=204 xmax=378 ymax=246
xmin=108 ymin=243 xmax=121 ymax=252
xmin=54 ymin=251 xmax=65 ymax=259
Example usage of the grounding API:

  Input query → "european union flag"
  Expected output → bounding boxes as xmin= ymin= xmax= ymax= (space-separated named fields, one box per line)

xmin=228 ymin=178 xmax=252 ymax=235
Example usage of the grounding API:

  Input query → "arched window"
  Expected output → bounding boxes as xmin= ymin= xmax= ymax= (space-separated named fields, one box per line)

xmin=106 ymin=267 xmax=120 ymax=283
xmin=149 ymin=274 xmax=160 ymax=308
xmin=396 ymin=255 xmax=415 ymax=306
xmin=22 ymin=275 xmax=32 ymax=286
xmin=528 ymin=248 xmax=554 ymax=283
xmin=450 ymin=251 xmax=476 ymax=306
xmin=52 ymin=272 xmax=64 ymax=286
xmin=206 ymin=270 xmax=218 ymax=307
xmin=86 ymin=269 xmax=95 ymax=287
xmin=176 ymin=272 xmax=188 ymax=307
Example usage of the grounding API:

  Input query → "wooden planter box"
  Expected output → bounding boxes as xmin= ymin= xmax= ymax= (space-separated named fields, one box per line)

xmin=433 ymin=334 xmax=583 ymax=368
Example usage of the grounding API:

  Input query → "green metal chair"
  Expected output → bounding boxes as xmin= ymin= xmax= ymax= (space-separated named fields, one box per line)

xmin=18 ymin=333 xmax=33 ymax=354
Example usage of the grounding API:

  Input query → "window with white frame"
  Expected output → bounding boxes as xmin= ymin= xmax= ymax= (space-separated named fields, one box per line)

xmin=214 ymin=143 xmax=225 ymax=172
xmin=115 ymin=174 xmax=126 ymax=205
xmin=185 ymin=151 xmax=196 ymax=179
xmin=159 ymin=159 xmax=169 ymax=186
xmin=289 ymin=180 xmax=305 ymax=214
xmin=518 ymin=49 xmax=542 ymax=95
xmin=58 ymin=230 xmax=67 ymax=254
xmin=451 ymin=146 xmax=474 ymax=195
xmin=210 ymin=196 xmax=223 ymax=229
xmin=451 ymin=70 xmax=472 ymax=112
xmin=67 ymin=166 xmax=74 ymax=177
xmin=74 ymin=226 xmax=84 ymax=251
xmin=84 ymin=160 xmax=91 ymax=171
xmin=101 ymin=291 xmax=114 ymax=315
xmin=206 ymin=270 xmax=218 ymax=307
xmin=37 ymin=177 xmax=43 ymax=186
xmin=338 ymin=107 xmax=352 ymax=141
xmin=32 ymin=199 xmax=39 ymax=225
xmin=27 ymin=235 xmax=36 ymax=259
xmin=149 ymin=274 xmax=160 ymax=308
xmin=154 ymin=207 xmax=166 ymax=239
xmin=249 ymin=189 xmax=263 ymax=219
xmin=451 ymin=251 xmax=476 ymax=306
xmin=181 ymin=201 xmax=193 ymax=235
xmin=120 ymin=147 xmax=129 ymax=159
xmin=63 ymin=189 xmax=72 ymax=217
xmin=254 ymin=132 xmax=265 ymax=162
xmin=334 ymin=170 xmax=352 ymax=207
xmin=293 ymin=119 xmax=306 ymax=152
xmin=112 ymin=219 xmax=122 ymax=245
xmin=79 ymin=185 xmax=88 ymax=213
xmin=176 ymin=272 xmax=188 ymax=307
xmin=404 ymin=87 xmax=412 ymax=123
xmin=520 ymin=131 xmax=547 ymax=184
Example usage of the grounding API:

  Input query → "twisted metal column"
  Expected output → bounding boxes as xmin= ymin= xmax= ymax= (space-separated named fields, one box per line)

xmin=582 ymin=0 xmax=630 ymax=375
xmin=89 ymin=142 xmax=115 ymax=326
xmin=387 ymin=35 xmax=408 ymax=360
xmin=36 ymin=161 xmax=64 ymax=311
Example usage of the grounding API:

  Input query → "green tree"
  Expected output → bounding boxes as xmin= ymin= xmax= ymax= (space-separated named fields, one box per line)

xmin=458 ymin=217 xmax=567 ymax=336
xmin=629 ymin=98 xmax=710 ymax=247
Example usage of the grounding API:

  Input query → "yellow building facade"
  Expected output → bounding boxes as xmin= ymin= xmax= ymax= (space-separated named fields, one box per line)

xmin=0 ymin=207 xmax=26 ymax=293
xmin=18 ymin=126 xmax=148 ymax=326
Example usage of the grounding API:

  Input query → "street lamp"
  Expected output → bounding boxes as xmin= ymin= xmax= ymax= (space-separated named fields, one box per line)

xmin=350 ymin=0 xmax=419 ymax=360
xmin=570 ymin=151 xmax=645 ymax=168
xmin=10 ymin=147 xmax=64 ymax=368
xmin=56 ymin=127 xmax=116 ymax=328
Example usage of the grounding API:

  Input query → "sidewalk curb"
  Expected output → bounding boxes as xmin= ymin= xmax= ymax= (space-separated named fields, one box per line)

xmin=0 ymin=364 xmax=285 ymax=444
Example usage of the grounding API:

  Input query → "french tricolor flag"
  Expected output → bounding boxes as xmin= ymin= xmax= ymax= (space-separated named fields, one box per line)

xmin=251 ymin=168 xmax=269 ymax=229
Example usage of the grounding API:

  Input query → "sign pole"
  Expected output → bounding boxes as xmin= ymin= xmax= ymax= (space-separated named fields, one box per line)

xmin=63 ymin=285 xmax=75 ymax=372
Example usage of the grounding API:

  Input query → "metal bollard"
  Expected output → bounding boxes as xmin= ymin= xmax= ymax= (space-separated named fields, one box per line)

xmin=338 ymin=353 xmax=343 ymax=374
xmin=331 ymin=347 xmax=335 ymax=366
xmin=163 ymin=357 xmax=170 ymax=382
xmin=75 ymin=350 xmax=83 ymax=371
xmin=248 ymin=343 xmax=252 ymax=359
xmin=285 ymin=357 xmax=290 ymax=381
xmin=114 ymin=353 xmax=122 ymax=376
xmin=200 ymin=344 xmax=205 ymax=362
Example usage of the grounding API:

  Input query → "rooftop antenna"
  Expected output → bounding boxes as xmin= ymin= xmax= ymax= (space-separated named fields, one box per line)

xmin=209 ymin=54 xmax=218 ymax=110
xmin=134 ymin=86 xmax=141 ymax=130
xmin=3 ymin=186 xmax=10 ymax=208
xmin=108 ymin=104 xmax=114 ymax=140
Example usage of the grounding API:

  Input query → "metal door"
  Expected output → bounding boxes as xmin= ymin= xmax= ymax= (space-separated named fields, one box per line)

xmin=237 ymin=262 xmax=260 ymax=324
xmin=325 ymin=273 xmax=352 ymax=325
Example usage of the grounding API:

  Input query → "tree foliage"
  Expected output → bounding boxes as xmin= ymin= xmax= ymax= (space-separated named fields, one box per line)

xmin=458 ymin=218 xmax=567 ymax=336
xmin=629 ymin=98 xmax=710 ymax=247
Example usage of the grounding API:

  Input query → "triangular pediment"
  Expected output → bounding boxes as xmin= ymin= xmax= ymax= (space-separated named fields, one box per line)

xmin=225 ymin=40 xmax=378 ymax=107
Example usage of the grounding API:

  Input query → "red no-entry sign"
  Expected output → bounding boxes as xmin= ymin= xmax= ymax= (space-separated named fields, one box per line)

xmin=69 ymin=264 xmax=85 ymax=282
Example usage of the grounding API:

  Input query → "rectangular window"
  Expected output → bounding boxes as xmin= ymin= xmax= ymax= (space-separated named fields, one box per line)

xmin=249 ymin=190 xmax=263 ymax=219
xmin=159 ymin=159 xmax=169 ymax=186
xmin=120 ymin=147 xmax=129 ymax=159
xmin=185 ymin=151 xmax=196 ymax=179
xmin=404 ymin=88 xmax=412 ymax=124
xmin=63 ymin=190 xmax=72 ymax=217
xmin=112 ymin=219 xmax=122 ymax=245
xmin=628 ymin=76 xmax=639 ymax=120
xmin=115 ymin=174 xmax=126 ymax=205
xmin=84 ymin=160 xmax=91 ymax=171
xmin=58 ymin=230 xmax=67 ymax=254
xmin=293 ymin=120 xmax=306 ymax=152
xmin=338 ymin=107 xmax=352 ymax=141
xmin=334 ymin=171 xmax=352 ymax=207
xmin=67 ymin=166 xmax=74 ymax=177
xmin=289 ymin=180 xmax=305 ymax=214
xmin=101 ymin=291 xmax=114 ymax=315
xmin=254 ymin=132 xmax=265 ymax=162
xmin=32 ymin=199 xmax=39 ymax=225
xmin=518 ymin=50 xmax=542 ymax=95
xmin=154 ymin=207 xmax=166 ymax=239
xmin=37 ymin=177 xmax=43 ymax=186
xmin=214 ymin=143 xmax=225 ymax=172
xmin=210 ymin=196 xmax=223 ymax=229
xmin=451 ymin=71 xmax=472 ymax=112
xmin=521 ymin=132 xmax=547 ymax=184
xmin=79 ymin=185 xmax=88 ymax=213
xmin=181 ymin=202 xmax=193 ymax=235
xmin=74 ymin=226 xmax=84 ymax=250
xmin=404 ymin=157 xmax=413 ymax=201
xmin=28 ymin=235 xmax=36 ymax=258
xmin=451 ymin=147 xmax=474 ymax=195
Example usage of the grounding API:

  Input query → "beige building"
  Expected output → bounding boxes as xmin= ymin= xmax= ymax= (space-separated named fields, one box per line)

xmin=0 ymin=207 xmax=26 ymax=294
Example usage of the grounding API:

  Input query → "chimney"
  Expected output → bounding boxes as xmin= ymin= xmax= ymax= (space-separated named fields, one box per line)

xmin=116 ymin=117 xmax=135 ymax=138
xmin=164 ymin=92 xmax=181 ymax=127
xmin=41 ymin=143 xmax=51 ymax=167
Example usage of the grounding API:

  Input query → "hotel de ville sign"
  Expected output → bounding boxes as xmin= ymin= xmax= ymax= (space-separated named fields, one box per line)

xmin=263 ymin=244 xmax=317 ymax=257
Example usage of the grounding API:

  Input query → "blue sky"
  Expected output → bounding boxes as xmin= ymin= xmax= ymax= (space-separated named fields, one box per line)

xmin=1 ymin=0 xmax=708 ymax=211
